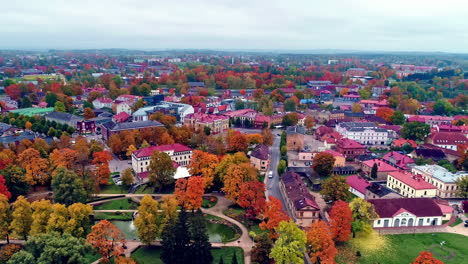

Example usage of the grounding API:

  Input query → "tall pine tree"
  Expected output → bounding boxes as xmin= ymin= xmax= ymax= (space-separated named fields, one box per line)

xmin=161 ymin=209 xmax=190 ymax=264
xmin=188 ymin=209 xmax=213 ymax=264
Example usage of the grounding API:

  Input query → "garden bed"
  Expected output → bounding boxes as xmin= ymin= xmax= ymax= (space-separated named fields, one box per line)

xmin=202 ymin=196 xmax=218 ymax=208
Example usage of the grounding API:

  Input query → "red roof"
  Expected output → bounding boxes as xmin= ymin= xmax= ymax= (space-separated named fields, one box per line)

xmin=113 ymin=112 xmax=131 ymax=123
xmin=324 ymin=150 xmax=344 ymax=158
xmin=336 ymin=138 xmax=365 ymax=149
xmin=186 ymin=113 xmax=228 ymax=123
xmin=133 ymin=144 xmax=192 ymax=158
xmin=431 ymin=132 xmax=467 ymax=146
xmin=346 ymin=175 xmax=370 ymax=194
xmin=392 ymin=138 xmax=417 ymax=148
xmin=362 ymin=159 xmax=399 ymax=172
xmin=388 ymin=171 xmax=436 ymax=190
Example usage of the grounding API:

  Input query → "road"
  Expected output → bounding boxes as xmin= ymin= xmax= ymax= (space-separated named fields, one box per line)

xmin=264 ymin=131 xmax=288 ymax=213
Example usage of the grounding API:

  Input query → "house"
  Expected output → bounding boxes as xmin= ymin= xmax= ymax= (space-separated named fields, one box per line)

xmin=76 ymin=120 xmax=96 ymax=134
xmin=114 ymin=102 xmax=132 ymax=115
xmin=407 ymin=115 xmax=453 ymax=126
xmin=369 ymin=198 xmax=443 ymax=228
xmin=286 ymin=126 xmax=306 ymax=151
xmin=392 ymin=139 xmax=417 ymax=149
xmin=132 ymin=144 xmax=193 ymax=173
xmin=133 ymin=102 xmax=194 ymax=123
xmin=335 ymin=138 xmax=366 ymax=159
xmin=100 ymin=120 xmax=164 ymax=141
xmin=250 ymin=144 xmax=270 ymax=172
xmin=382 ymin=151 xmax=415 ymax=170
xmin=386 ymin=171 xmax=437 ymax=198
xmin=346 ymin=175 xmax=370 ymax=198
xmin=280 ymin=171 xmax=321 ymax=227
xmin=412 ymin=165 xmax=468 ymax=198
xmin=335 ymin=122 xmax=389 ymax=145
xmin=323 ymin=150 xmax=345 ymax=167
xmin=361 ymin=159 xmax=399 ymax=180
xmin=112 ymin=112 xmax=131 ymax=123
xmin=365 ymin=183 xmax=402 ymax=200
xmin=92 ymin=98 xmax=113 ymax=109
xmin=184 ymin=113 xmax=229 ymax=134
xmin=428 ymin=132 xmax=467 ymax=151
xmin=45 ymin=111 xmax=82 ymax=127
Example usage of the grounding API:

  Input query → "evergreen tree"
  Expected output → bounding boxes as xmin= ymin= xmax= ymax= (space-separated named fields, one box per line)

xmin=161 ymin=209 xmax=190 ymax=264
xmin=371 ymin=163 xmax=378 ymax=179
xmin=188 ymin=210 xmax=213 ymax=264
xmin=232 ymin=253 xmax=239 ymax=264
xmin=218 ymin=257 xmax=224 ymax=264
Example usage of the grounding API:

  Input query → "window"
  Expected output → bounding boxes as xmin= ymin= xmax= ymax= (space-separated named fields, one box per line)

xmin=377 ymin=220 xmax=381 ymax=225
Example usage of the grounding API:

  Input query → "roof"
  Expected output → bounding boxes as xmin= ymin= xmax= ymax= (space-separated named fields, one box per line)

xmin=133 ymin=143 xmax=192 ymax=158
xmin=346 ymin=175 xmax=370 ymax=194
xmin=366 ymin=183 xmax=394 ymax=197
xmin=46 ymin=111 xmax=82 ymax=122
xmin=113 ymin=112 xmax=131 ymax=123
xmin=250 ymin=144 xmax=269 ymax=160
xmin=388 ymin=171 xmax=436 ymax=190
xmin=413 ymin=165 xmax=468 ymax=183
xmin=336 ymin=138 xmax=365 ymax=149
xmin=392 ymin=138 xmax=417 ymax=148
xmin=415 ymin=148 xmax=446 ymax=161
xmin=104 ymin=120 xmax=163 ymax=131
xmin=186 ymin=112 xmax=228 ymax=123
xmin=383 ymin=152 xmax=414 ymax=169
xmin=362 ymin=159 xmax=399 ymax=172
xmin=281 ymin=171 xmax=320 ymax=211
xmin=431 ymin=132 xmax=467 ymax=146
xmin=324 ymin=150 xmax=344 ymax=158
xmin=286 ymin=126 xmax=306 ymax=135
xmin=368 ymin=198 xmax=443 ymax=218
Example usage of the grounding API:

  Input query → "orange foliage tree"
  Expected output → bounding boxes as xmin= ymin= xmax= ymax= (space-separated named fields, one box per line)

xmin=376 ymin=107 xmax=395 ymax=122
xmin=260 ymin=196 xmax=290 ymax=238
xmin=246 ymin=134 xmax=264 ymax=145
xmin=237 ymin=181 xmax=266 ymax=219
xmin=222 ymin=163 xmax=258 ymax=202
xmin=228 ymin=132 xmax=248 ymax=152
xmin=50 ymin=148 xmax=78 ymax=170
xmin=329 ymin=200 xmax=352 ymax=242
xmin=17 ymin=148 xmax=49 ymax=185
xmin=306 ymin=220 xmax=338 ymax=264
xmin=174 ymin=176 xmax=206 ymax=211
xmin=411 ymin=251 xmax=444 ymax=264
xmin=92 ymin=151 xmax=113 ymax=185
xmin=86 ymin=220 xmax=125 ymax=263
xmin=187 ymin=150 xmax=219 ymax=188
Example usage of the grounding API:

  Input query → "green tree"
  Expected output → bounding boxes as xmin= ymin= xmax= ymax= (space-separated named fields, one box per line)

xmin=2 ymin=165 xmax=29 ymax=200
xmin=161 ymin=209 xmax=190 ymax=264
xmin=148 ymin=151 xmax=176 ymax=191
xmin=277 ymin=160 xmax=287 ymax=175
xmin=135 ymin=195 xmax=160 ymax=244
xmin=370 ymin=163 xmax=378 ymax=179
xmin=121 ymin=168 xmax=134 ymax=187
xmin=455 ymin=176 xmax=468 ymax=199
xmin=349 ymin=198 xmax=378 ymax=238
xmin=402 ymin=143 xmax=414 ymax=154
xmin=433 ymin=99 xmax=456 ymax=116
xmin=7 ymin=251 xmax=35 ymax=264
xmin=203 ymin=126 xmax=211 ymax=136
xmin=270 ymin=220 xmax=306 ymax=264
xmin=390 ymin=110 xmax=406 ymax=125
xmin=10 ymin=196 xmax=32 ymax=241
xmin=401 ymin=122 xmax=430 ymax=141
xmin=320 ymin=174 xmax=350 ymax=203
xmin=188 ymin=210 xmax=213 ymax=264
xmin=45 ymin=93 xmax=58 ymax=107
xmin=52 ymin=168 xmax=87 ymax=206
xmin=54 ymin=101 xmax=66 ymax=112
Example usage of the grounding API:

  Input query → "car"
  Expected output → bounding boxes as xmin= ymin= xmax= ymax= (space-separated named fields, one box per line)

xmin=277 ymin=133 xmax=281 ymax=136
xmin=464 ymin=220 xmax=468 ymax=227
xmin=115 ymin=181 xmax=123 ymax=186
xmin=268 ymin=171 xmax=273 ymax=178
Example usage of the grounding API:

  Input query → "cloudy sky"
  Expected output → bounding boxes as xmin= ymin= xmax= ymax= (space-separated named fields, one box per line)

xmin=1 ymin=0 xmax=468 ymax=52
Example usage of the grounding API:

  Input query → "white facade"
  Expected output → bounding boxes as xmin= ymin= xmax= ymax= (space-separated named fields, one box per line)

xmin=115 ymin=102 xmax=132 ymax=115
xmin=335 ymin=123 xmax=389 ymax=145
xmin=348 ymin=187 xmax=366 ymax=199
xmin=92 ymin=99 xmax=113 ymax=109
xmin=373 ymin=211 xmax=441 ymax=228
xmin=132 ymin=147 xmax=192 ymax=173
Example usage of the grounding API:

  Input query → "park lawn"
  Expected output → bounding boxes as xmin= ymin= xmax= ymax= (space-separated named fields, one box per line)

xmin=94 ymin=212 xmax=133 ymax=221
xmin=135 ymin=184 xmax=154 ymax=194
xmin=93 ymin=198 xmax=139 ymax=210
xmin=131 ymin=246 xmax=243 ymax=264
xmin=354 ymin=233 xmax=468 ymax=264
xmin=202 ymin=196 xmax=218 ymax=208
xmin=99 ymin=178 xmax=127 ymax=194
xmin=449 ymin=217 xmax=462 ymax=227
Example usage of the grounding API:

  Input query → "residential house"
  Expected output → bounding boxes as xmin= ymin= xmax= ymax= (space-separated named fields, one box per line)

xmin=412 ymin=165 xmax=468 ymax=198
xmin=286 ymin=126 xmax=306 ymax=151
xmin=93 ymin=98 xmax=113 ymax=109
xmin=132 ymin=144 xmax=193 ymax=173
xmin=386 ymin=171 xmax=437 ymax=198
xmin=369 ymin=198 xmax=443 ymax=228
xmin=428 ymin=132 xmax=467 ymax=151
xmin=407 ymin=115 xmax=453 ymax=126
xmin=382 ymin=151 xmax=415 ymax=170
xmin=346 ymin=175 xmax=370 ymax=198
xmin=361 ymin=159 xmax=399 ymax=180
xmin=184 ymin=113 xmax=229 ymax=134
xmin=250 ymin=144 xmax=270 ymax=172
xmin=335 ymin=138 xmax=366 ymax=159
xmin=336 ymin=122 xmax=389 ymax=145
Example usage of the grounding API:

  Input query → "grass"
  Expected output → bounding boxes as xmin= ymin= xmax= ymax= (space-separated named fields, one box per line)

xmin=449 ymin=217 xmax=462 ymax=227
xmin=223 ymin=205 xmax=268 ymax=236
xmin=93 ymin=198 xmax=139 ymax=210
xmin=99 ymin=178 xmax=127 ymax=194
xmin=338 ymin=233 xmax=468 ymax=264
xmin=130 ymin=246 xmax=244 ymax=264
xmin=135 ymin=184 xmax=154 ymax=194
xmin=202 ymin=196 xmax=218 ymax=208
xmin=94 ymin=212 xmax=133 ymax=221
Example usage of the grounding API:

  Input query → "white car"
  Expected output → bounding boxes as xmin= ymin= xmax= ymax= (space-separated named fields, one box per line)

xmin=268 ymin=171 xmax=273 ymax=178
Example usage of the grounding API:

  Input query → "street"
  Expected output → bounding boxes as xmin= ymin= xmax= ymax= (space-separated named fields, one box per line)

xmin=264 ymin=130 xmax=288 ymax=213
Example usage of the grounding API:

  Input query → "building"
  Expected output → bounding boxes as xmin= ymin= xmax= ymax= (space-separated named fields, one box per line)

xmin=335 ymin=138 xmax=366 ymax=159
xmin=387 ymin=171 xmax=437 ymax=198
xmin=429 ymin=132 xmax=467 ymax=151
xmin=76 ymin=120 xmax=96 ymax=134
xmin=131 ymin=143 xmax=193 ymax=173
xmin=369 ymin=198 xmax=443 ymax=228
xmin=184 ymin=113 xmax=229 ymax=134
xmin=100 ymin=120 xmax=164 ymax=141
xmin=365 ymin=183 xmax=402 ymax=200
xmin=346 ymin=175 xmax=370 ymax=198
xmin=250 ymin=144 xmax=270 ymax=172
xmin=45 ymin=111 xmax=82 ymax=127
xmin=361 ymin=159 xmax=399 ymax=180
xmin=286 ymin=126 xmax=306 ymax=151
xmin=133 ymin=102 xmax=194 ymax=123
xmin=280 ymin=171 xmax=320 ymax=227
xmin=335 ymin=122 xmax=389 ymax=145
xmin=323 ymin=150 xmax=345 ymax=167
xmin=114 ymin=102 xmax=132 ymax=115
xmin=392 ymin=139 xmax=417 ymax=149
xmin=412 ymin=165 xmax=468 ymax=198
xmin=92 ymin=98 xmax=113 ymax=109
xmin=382 ymin=151 xmax=415 ymax=170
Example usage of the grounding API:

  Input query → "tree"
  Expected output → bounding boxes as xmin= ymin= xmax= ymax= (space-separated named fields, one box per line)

xmin=6 ymin=251 xmax=35 ymax=264
xmin=92 ymin=151 xmax=112 ymax=185
xmin=121 ymin=168 xmax=134 ymax=187
xmin=391 ymin=110 xmax=406 ymax=125
xmin=0 ymin=175 xmax=11 ymax=200
xmin=54 ymin=101 xmax=66 ymax=112
xmin=312 ymin=152 xmax=335 ymax=177
xmin=349 ymin=198 xmax=378 ymax=237
xmin=306 ymin=220 xmax=337 ymax=264
xmin=74 ymin=137 xmax=90 ymax=170
xmin=320 ymin=174 xmax=350 ymax=203
xmin=17 ymin=148 xmax=49 ymax=185
xmin=371 ymin=163 xmax=378 ymax=179
xmin=30 ymin=199 xmax=53 ymax=236
xmin=86 ymin=220 xmax=125 ymax=263
xmin=126 ymin=145 xmax=136 ymax=158
xmin=0 ymin=194 xmax=11 ymax=244
xmin=228 ymin=133 xmax=248 ymax=152
xmin=50 ymin=148 xmax=78 ymax=171
xmin=232 ymin=253 xmax=239 ymax=264
xmin=66 ymin=203 xmax=93 ymax=238
xmin=2 ymin=165 xmax=29 ymax=200
xmin=351 ymin=103 xmax=363 ymax=113
xmin=260 ymin=196 xmax=290 ymax=238
xmin=160 ymin=195 xmax=179 ymax=228
xmin=148 ymin=150 xmax=176 ymax=191
xmin=0 ymin=244 xmax=21 ymax=262
xmin=411 ymin=251 xmax=444 ymax=264
xmin=401 ymin=122 xmax=430 ymax=141
xmin=277 ymin=159 xmax=287 ymax=175
xmin=238 ymin=181 xmax=266 ymax=218
xmin=175 ymin=176 xmax=205 ymax=211
xmin=251 ymin=233 xmax=273 ymax=264
xmin=188 ymin=150 xmax=219 ymax=188
xmin=282 ymin=112 xmax=299 ymax=126
xmin=222 ymin=163 xmax=258 ymax=202
xmin=433 ymin=99 xmax=455 ymax=116
xmin=376 ymin=107 xmax=394 ymax=122
xmin=261 ymin=129 xmax=274 ymax=146
xmin=161 ymin=210 xmax=190 ymax=264
xmin=83 ymin=107 xmax=95 ymax=120
xmin=284 ymin=98 xmax=297 ymax=111
xmin=188 ymin=210 xmax=213 ymax=264
xmin=47 ymin=203 xmax=69 ymax=234
xmin=305 ymin=116 xmax=315 ymax=130
xmin=10 ymin=196 xmax=32 ymax=240
xmin=52 ymin=168 xmax=87 ymax=206
xmin=115 ymin=257 xmax=137 ymax=264
xmin=135 ymin=195 xmax=160 ymax=244
xmin=455 ymin=175 xmax=468 ymax=199
xmin=329 ymin=200 xmax=352 ymax=242
xmin=270 ymin=220 xmax=306 ymax=264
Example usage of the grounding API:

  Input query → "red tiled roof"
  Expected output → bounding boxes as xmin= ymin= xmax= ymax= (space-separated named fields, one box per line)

xmin=388 ymin=171 xmax=436 ymax=190
xmin=346 ymin=175 xmax=370 ymax=194
xmin=324 ymin=150 xmax=344 ymax=158
xmin=362 ymin=159 xmax=399 ymax=172
xmin=133 ymin=144 xmax=192 ymax=158
xmin=113 ymin=112 xmax=131 ymax=123
xmin=392 ymin=139 xmax=417 ymax=148
xmin=336 ymin=138 xmax=365 ymax=149
xmin=431 ymin=132 xmax=467 ymax=146
xmin=368 ymin=198 xmax=443 ymax=218
xmin=186 ymin=113 xmax=228 ymax=123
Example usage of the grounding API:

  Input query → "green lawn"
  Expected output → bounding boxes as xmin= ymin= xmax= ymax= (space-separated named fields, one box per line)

xmin=449 ymin=217 xmax=463 ymax=227
xmin=135 ymin=184 xmax=154 ymax=194
xmin=202 ymin=196 xmax=218 ymax=208
xmin=99 ymin=178 xmax=127 ymax=194
xmin=93 ymin=198 xmax=139 ymax=210
xmin=351 ymin=233 xmax=468 ymax=264
xmin=131 ymin=246 xmax=243 ymax=264
xmin=94 ymin=212 xmax=133 ymax=221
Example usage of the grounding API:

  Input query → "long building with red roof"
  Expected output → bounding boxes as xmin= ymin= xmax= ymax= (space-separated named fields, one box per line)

xmin=132 ymin=143 xmax=193 ymax=173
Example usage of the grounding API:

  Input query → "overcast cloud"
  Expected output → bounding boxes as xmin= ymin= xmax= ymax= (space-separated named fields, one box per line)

xmin=1 ymin=0 xmax=468 ymax=52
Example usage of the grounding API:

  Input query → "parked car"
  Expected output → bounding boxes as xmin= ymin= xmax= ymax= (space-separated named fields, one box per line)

xmin=268 ymin=171 xmax=273 ymax=178
xmin=464 ymin=220 xmax=468 ymax=227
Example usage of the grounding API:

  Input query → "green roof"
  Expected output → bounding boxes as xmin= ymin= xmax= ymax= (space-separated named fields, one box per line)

xmin=10 ymin=107 xmax=54 ymax=117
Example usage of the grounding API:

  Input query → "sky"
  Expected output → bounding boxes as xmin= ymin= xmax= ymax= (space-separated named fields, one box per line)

xmin=1 ymin=0 xmax=468 ymax=53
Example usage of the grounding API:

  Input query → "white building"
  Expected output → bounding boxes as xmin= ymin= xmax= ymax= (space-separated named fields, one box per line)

xmin=335 ymin=122 xmax=389 ymax=145
xmin=132 ymin=102 xmax=194 ymax=123
xmin=92 ymin=98 xmax=113 ymax=109
xmin=131 ymin=144 xmax=193 ymax=173
xmin=369 ymin=198 xmax=443 ymax=228
xmin=412 ymin=165 xmax=468 ymax=198
xmin=115 ymin=102 xmax=132 ymax=115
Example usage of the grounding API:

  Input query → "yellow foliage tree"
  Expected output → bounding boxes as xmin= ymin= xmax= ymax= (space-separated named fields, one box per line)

xmin=10 ymin=196 xmax=32 ymax=240
xmin=30 ymin=199 xmax=53 ymax=236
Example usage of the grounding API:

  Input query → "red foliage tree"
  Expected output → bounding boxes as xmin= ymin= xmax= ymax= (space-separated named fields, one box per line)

xmin=174 ymin=176 xmax=206 ymax=210
xmin=5 ymin=84 xmax=21 ymax=100
xmin=92 ymin=151 xmax=113 ymax=185
xmin=0 ymin=175 xmax=11 ymax=200
xmin=411 ymin=251 xmax=444 ymax=264
xmin=329 ymin=200 xmax=352 ymax=242
xmin=260 ymin=196 xmax=290 ymax=238
xmin=237 ymin=181 xmax=266 ymax=219
xmin=306 ymin=220 xmax=337 ymax=264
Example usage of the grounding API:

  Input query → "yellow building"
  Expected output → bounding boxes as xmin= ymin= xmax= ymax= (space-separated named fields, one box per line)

xmin=387 ymin=171 xmax=437 ymax=198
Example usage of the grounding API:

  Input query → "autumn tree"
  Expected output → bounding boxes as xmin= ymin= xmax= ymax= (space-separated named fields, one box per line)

xmin=306 ymin=220 xmax=337 ymax=264
xmin=52 ymin=167 xmax=87 ymax=206
xmin=175 ymin=176 xmax=206 ymax=211
xmin=320 ymin=174 xmax=350 ymax=203
xmin=66 ymin=203 xmax=93 ymax=238
xmin=10 ymin=196 xmax=32 ymax=240
xmin=121 ymin=168 xmax=134 ymax=187
xmin=251 ymin=233 xmax=273 ymax=264
xmin=270 ymin=220 xmax=306 ymax=264
xmin=50 ymin=148 xmax=78 ymax=171
xmin=0 ymin=175 xmax=11 ymax=200
xmin=47 ymin=203 xmax=69 ymax=234
xmin=30 ymin=199 xmax=53 ymax=236
xmin=455 ymin=175 xmax=468 ymax=199
xmin=312 ymin=152 xmax=335 ymax=177
xmin=126 ymin=145 xmax=137 ymax=158
xmin=329 ymin=200 xmax=352 ymax=242
xmin=160 ymin=195 xmax=179 ymax=228
xmin=83 ymin=107 xmax=96 ymax=120
xmin=349 ymin=198 xmax=378 ymax=237
xmin=305 ymin=116 xmax=315 ymax=131
xmin=73 ymin=136 xmax=90 ymax=170
xmin=260 ymin=196 xmax=290 ymax=238
xmin=92 ymin=151 xmax=113 ymax=185
xmin=376 ymin=107 xmax=394 ymax=122
xmin=261 ymin=129 xmax=274 ymax=146
xmin=1 ymin=165 xmax=29 ymax=200
xmin=246 ymin=133 xmax=264 ymax=145
xmin=398 ymin=98 xmax=420 ymax=114
xmin=411 ymin=251 xmax=444 ymax=264
xmin=222 ymin=163 xmax=258 ymax=202
xmin=351 ymin=103 xmax=363 ymax=113
xmin=115 ymin=257 xmax=137 ymax=264
xmin=148 ymin=151 xmax=176 ymax=191
xmin=0 ymin=194 xmax=11 ymax=244
xmin=238 ymin=181 xmax=266 ymax=218
xmin=17 ymin=148 xmax=49 ymax=185
xmin=228 ymin=133 xmax=248 ymax=152
xmin=135 ymin=195 xmax=160 ymax=244
xmin=188 ymin=150 xmax=219 ymax=188
xmin=87 ymin=220 xmax=125 ymax=263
